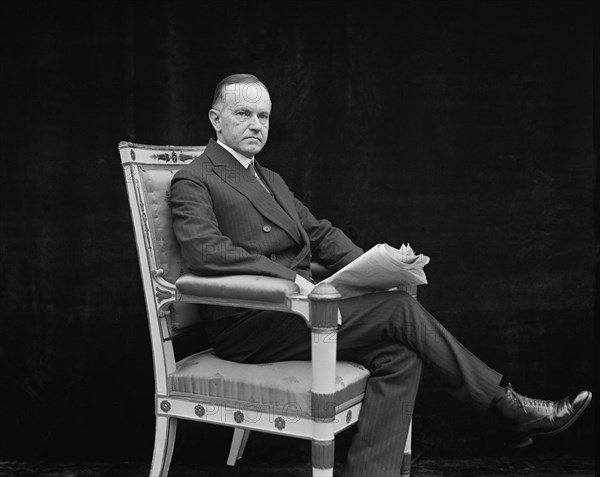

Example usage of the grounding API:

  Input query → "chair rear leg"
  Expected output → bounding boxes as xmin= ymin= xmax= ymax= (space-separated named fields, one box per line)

xmin=150 ymin=416 xmax=177 ymax=477
xmin=400 ymin=418 xmax=413 ymax=477
xmin=227 ymin=428 xmax=251 ymax=466
xmin=238 ymin=428 xmax=251 ymax=460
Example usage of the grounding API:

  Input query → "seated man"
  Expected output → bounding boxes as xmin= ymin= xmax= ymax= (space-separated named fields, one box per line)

xmin=170 ymin=73 xmax=591 ymax=477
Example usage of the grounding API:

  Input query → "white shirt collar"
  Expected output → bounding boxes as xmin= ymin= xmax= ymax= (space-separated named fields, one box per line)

xmin=217 ymin=139 xmax=254 ymax=169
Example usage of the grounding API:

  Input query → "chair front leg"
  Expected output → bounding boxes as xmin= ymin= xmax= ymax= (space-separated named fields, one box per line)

xmin=401 ymin=418 xmax=412 ymax=477
xmin=308 ymin=283 xmax=341 ymax=477
xmin=150 ymin=416 xmax=177 ymax=477
xmin=312 ymin=439 xmax=335 ymax=477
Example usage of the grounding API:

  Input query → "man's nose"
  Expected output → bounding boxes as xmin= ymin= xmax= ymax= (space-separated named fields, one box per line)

xmin=248 ymin=115 xmax=262 ymax=130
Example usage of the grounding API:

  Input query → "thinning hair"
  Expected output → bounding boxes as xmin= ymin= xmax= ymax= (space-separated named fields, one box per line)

xmin=211 ymin=74 xmax=269 ymax=109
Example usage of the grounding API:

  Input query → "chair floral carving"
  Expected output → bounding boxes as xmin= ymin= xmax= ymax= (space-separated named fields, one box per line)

xmin=118 ymin=141 xmax=412 ymax=477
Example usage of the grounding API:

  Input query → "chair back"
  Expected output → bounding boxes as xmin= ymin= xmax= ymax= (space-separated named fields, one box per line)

xmin=120 ymin=143 xmax=205 ymax=283
xmin=119 ymin=141 xmax=206 ymax=392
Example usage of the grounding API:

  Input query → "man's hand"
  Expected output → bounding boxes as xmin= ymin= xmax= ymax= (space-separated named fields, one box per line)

xmin=294 ymin=274 xmax=316 ymax=295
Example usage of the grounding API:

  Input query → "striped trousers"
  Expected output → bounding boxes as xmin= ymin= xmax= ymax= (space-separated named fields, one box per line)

xmin=207 ymin=290 xmax=505 ymax=477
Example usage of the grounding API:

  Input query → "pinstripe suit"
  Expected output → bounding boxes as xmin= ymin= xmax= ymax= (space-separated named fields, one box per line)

xmin=171 ymin=139 xmax=505 ymax=476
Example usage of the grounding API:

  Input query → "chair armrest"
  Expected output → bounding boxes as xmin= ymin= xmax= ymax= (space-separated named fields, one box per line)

xmin=175 ymin=274 xmax=300 ymax=306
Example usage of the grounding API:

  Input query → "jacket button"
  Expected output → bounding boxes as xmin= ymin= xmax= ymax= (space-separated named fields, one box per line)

xmin=262 ymin=225 xmax=271 ymax=233
xmin=270 ymin=254 xmax=277 ymax=261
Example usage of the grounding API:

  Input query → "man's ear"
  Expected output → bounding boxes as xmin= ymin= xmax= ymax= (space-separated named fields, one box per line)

xmin=208 ymin=109 xmax=221 ymax=132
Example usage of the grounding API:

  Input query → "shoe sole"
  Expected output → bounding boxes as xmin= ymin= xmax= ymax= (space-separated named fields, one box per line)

xmin=508 ymin=391 xmax=592 ymax=448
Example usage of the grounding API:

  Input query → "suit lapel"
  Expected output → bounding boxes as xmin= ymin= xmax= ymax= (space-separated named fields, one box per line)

xmin=255 ymin=161 xmax=311 ymax=247
xmin=205 ymin=140 xmax=304 ymax=246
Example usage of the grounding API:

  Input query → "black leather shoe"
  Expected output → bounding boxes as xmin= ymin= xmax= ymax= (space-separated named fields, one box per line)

xmin=493 ymin=383 xmax=592 ymax=448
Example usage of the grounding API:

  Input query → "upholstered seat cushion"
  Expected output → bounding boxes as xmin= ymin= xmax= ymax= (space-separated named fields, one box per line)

xmin=169 ymin=350 xmax=370 ymax=419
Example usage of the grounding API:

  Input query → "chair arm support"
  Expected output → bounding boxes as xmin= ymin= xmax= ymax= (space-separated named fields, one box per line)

xmin=307 ymin=283 xmax=342 ymax=425
xmin=175 ymin=273 xmax=300 ymax=306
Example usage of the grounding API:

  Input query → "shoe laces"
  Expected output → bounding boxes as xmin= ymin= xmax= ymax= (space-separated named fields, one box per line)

xmin=505 ymin=383 xmax=553 ymax=414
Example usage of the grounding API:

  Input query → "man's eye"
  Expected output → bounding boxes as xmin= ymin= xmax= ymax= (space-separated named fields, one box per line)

xmin=259 ymin=114 xmax=269 ymax=121
xmin=236 ymin=111 xmax=249 ymax=118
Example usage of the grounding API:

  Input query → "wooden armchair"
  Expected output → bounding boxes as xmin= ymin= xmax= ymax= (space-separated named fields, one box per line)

xmin=118 ymin=141 xmax=413 ymax=477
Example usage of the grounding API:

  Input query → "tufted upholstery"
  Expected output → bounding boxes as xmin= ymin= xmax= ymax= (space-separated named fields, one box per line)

xmin=139 ymin=166 xmax=189 ymax=284
xmin=169 ymin=350 xmax=370 ymax=419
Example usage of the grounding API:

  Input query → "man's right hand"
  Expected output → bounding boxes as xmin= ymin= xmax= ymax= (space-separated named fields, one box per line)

xmin=294 ymin=274 xmax=316 ymax=295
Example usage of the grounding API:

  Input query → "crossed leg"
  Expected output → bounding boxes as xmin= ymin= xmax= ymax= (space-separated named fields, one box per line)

xmin=207 ymin=290 xmax=506 ymax=476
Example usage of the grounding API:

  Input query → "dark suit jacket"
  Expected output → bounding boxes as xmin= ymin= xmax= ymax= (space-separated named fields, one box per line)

xmin=171 ymin=139 xmax=363 ymax=295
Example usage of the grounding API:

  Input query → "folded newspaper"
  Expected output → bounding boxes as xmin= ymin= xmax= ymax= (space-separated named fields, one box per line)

xmin=321 ymin=243 xmax=430 ymax=298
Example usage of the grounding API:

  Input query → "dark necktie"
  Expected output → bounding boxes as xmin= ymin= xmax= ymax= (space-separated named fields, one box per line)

xmin=248 ymin=161 xmax=272 ymax=195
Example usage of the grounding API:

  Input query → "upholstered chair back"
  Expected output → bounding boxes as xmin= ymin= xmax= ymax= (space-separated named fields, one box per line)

xmin=120 ymin=144 xmax=205 ymax=285
xmin=119 ymin=142 xmax=206 ymax=342
xmin=137 ymin=164 xmax=188 ymax=285
xmin=127 ymin=149 xmax=204 ymax=286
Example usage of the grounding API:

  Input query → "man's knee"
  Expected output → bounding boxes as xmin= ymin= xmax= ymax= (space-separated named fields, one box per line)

xmin=380 ymin=290 xmax=422 ymax=318
xmin=368 ymin=342 xmax=423 ymax=374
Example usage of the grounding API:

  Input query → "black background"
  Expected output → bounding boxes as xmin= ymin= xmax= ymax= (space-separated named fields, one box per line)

xmin=0 ymin=0 xmax=595 ymax=467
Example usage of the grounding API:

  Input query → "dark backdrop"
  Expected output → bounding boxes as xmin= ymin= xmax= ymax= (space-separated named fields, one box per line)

xmin=0 ymin=0 xmax=595 ymax=467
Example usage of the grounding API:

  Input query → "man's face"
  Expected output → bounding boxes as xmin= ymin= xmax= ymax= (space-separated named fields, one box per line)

xmin=209 ymin=82 xmax=271 ymax=158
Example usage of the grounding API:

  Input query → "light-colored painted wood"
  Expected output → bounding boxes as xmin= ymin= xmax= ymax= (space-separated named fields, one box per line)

xmin=226 ymin=428 xmax=252 ymax=466
xmin=154 ymin=395 xmax=362 ymax=439
xmin=405 ymin=418 xmax=412 ymax=454
xmin=149 ymin=416 xmax=177 ymax=477
xmin=237 ymin=428 xmax=251 ymax=461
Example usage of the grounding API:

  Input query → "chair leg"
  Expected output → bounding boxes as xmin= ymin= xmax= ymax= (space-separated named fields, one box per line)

xmin=227 ymin=428 xmax=251 ymax=466
xmin=312 ymin=439 xmax=334 ymax=476
xmin=238 ymin=428 xmax=251 ymax=460
xmin=149 ymin=416 xmax=177 ymax=477
xmin=401 ymin=418 xmax=413 ymax=477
